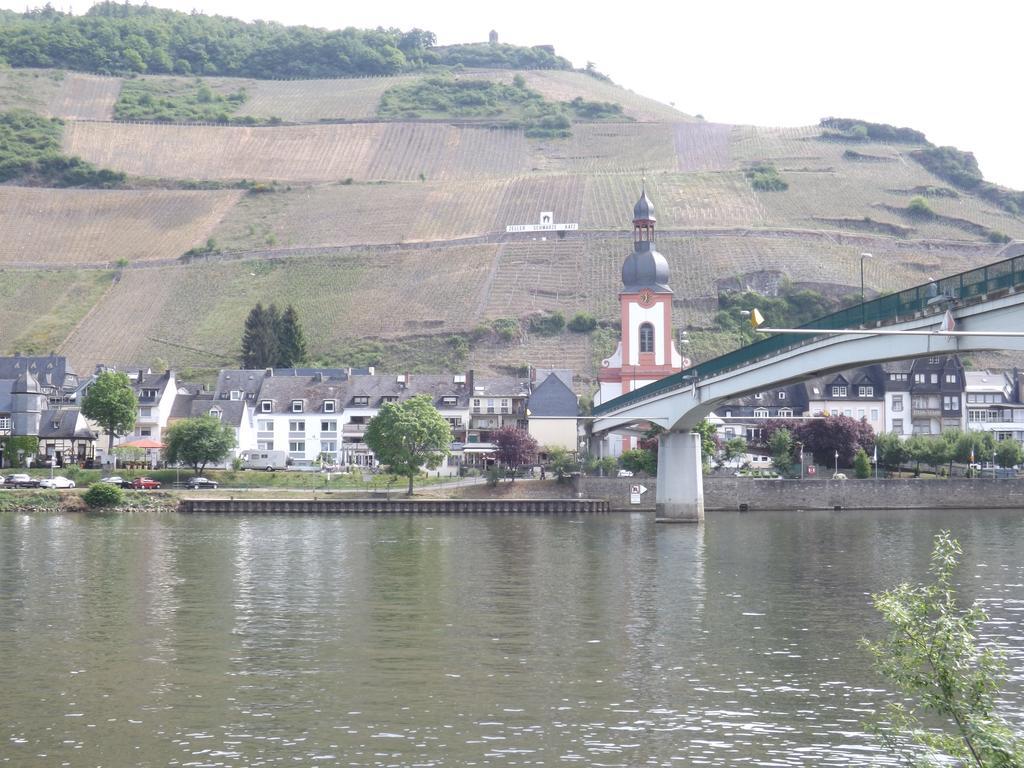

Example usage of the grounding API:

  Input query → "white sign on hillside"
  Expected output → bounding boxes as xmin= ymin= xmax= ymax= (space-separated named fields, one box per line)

xmin=506 ymin=211 xmax=579 ymax=233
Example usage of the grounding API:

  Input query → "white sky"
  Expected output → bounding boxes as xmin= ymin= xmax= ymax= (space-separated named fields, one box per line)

xmin=13 ymin=0 xmax=1024 ymax=189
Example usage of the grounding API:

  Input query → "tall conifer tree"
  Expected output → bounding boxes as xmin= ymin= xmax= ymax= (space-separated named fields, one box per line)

xmin=278 ymin=305 xmax=308 ymax=367
xmin=241 ymin=302 xmax=279 ymax=369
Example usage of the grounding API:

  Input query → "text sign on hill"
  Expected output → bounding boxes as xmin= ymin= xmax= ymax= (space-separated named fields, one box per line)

xmin=506 ymin=211 xmax=579 ymax=233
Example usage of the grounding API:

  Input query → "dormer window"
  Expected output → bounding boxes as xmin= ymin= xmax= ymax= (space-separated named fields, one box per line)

xmin=354 ymin=396 xmax=369 ymax=406
xmin=323 ymin=400 xmax=336 ymax=413
xmin=52 ymin=419 xmax=61 ymax=429
xmin=209 ymin=407 xmax=221 ymax=419
xmin=260 ymin=400 xmax=272 ymax=412
xmin=381 ymin=396 xmax=398 ymax=404
xmin=858 ymin=386 xmax=874 ymax=397
xmin=755 ymin=393 xmax=763 ymax=400
xmin=778 ymin=391 xmax=786 ymax=400
xmin=754 ymin=408 xmax=769 ymax=418
xmin=832 ymin=386 xmax=847 ymax=397
xmin=442 ymin=396 xmax=458 ymax=406
xmin=291 ymin=400 xmax=303 ymax=413
xmin=230 ymin=390 xmax=242 ymax=401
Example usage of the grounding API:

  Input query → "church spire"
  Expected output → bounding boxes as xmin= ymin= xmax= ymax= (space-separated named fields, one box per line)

xmin=622 ymin=189 xmax=670 ymax=293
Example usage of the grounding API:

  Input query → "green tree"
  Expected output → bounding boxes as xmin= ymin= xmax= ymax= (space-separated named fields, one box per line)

xmin=545 ymin=445 xmax=577 ymax=481
xmin=722 ymin=436 xmax=749 ymax=466
xmin=81 ymin=370 xmax=138 ymax=456
xmin=995 ymin=439 xmax=1023 ymax=469
xmin=768 ymin=428 xmax=794 ymax=475
xmin=862 ymin=531 xmax=1024 ymax=766
xmin=876 ymin=431 xmax=909 ymax=475
xmin=853 ymin=447 xmax=872 ymax=478
xmin=277 ymin=304 xmax=308 ymax=367
xmin=620 ymin=448 xmax=656 ymax=476
xmin=364 ymin=394 xmax=452 ymax=495
xmin=241 ymin=302 xmax=279 ymax=369
xmin=694 ymin=419 xmax=719 ymax=470
xmin=164 ymin=414 xmax=236 ymax=475
xmin=493 ymin=426 xmax=538 ymax=481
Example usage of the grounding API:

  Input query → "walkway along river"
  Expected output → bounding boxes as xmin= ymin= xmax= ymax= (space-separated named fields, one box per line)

xmin=1 ymin=507 xmax=1022 ymax=766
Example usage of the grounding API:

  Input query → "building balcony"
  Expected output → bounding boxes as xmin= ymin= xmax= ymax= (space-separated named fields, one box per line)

xmin=912 ymin=407 xmax=941 ymax=417
xmin=288 ymin=431 xmax=306 ymax=439
xmin=343 ymin=423 xmax=368 ymax=434
xmin=257 ymin=431 xmax=275 ymax=440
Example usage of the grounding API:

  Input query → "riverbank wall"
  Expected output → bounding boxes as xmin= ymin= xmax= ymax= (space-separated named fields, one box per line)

xmin=575 ymin=476 xmax=1024 ymax=511
xmin=180 ymin=497 xmax=609 ymax=514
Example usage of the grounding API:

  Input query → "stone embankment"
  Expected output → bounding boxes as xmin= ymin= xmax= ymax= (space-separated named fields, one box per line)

xmin=575 ymin=476 xmax=1024 ymax=511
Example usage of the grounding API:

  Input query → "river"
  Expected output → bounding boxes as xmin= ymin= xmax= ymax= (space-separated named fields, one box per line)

xmin=1 ymin=508 xmax=1022 ymax=767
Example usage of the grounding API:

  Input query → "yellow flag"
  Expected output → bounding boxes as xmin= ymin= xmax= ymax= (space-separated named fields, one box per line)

xmin=749 ymin=308 xmax=765 ymax=328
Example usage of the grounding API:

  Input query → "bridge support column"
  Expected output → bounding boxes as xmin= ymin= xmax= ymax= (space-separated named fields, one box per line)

xmin=656 ymin=431 xmax=704 ymax=523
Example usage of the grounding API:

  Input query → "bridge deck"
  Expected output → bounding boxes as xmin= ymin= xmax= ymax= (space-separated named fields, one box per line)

xmin=595 ymin=247 xmax=1024 ymax=416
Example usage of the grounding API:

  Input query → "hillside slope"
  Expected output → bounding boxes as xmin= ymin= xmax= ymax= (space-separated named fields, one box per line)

xmin=0 ymin=59 xmax=1021 ymax=384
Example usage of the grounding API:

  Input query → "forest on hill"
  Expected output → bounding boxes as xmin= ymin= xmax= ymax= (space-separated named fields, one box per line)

xmin=0 ymin=3 xmax=572 ymax=78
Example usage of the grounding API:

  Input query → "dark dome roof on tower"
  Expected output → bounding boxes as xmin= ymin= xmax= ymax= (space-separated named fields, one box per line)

xmin=633 ymin=190 xmax=655 ymax=222
xmin=622 ymin=241 xmax=671 ymax=293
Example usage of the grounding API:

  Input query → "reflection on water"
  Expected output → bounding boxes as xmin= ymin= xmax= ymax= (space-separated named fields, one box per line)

xmin=0 ymin=508 xmax=1022 ymax=766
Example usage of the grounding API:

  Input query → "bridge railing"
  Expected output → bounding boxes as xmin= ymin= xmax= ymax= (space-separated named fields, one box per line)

xmin=594 ymin=251 xmax=1024 ymax=416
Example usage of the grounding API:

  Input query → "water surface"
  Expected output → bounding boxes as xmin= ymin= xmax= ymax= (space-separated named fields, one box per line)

xmin=1 ymin=508 xmax=1022 ymax=766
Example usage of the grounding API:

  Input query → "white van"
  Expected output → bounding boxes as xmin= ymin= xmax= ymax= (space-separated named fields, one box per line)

xmin=240 ymin=450 xmax=288 ymax=471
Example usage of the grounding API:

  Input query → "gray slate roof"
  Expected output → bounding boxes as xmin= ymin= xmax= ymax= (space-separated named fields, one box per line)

xmin=528 ymin=374 xmax=579 ymax=417
xmin=0 ymin=355 xmax=77 ymax=393
xmin=38 ymin=409 xmax=96 ymax=440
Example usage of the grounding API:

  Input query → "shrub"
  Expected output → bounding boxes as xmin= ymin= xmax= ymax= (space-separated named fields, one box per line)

xmin=529 ymin=311 xmax=566 ymax=335
xmin=567 ymin=312 xmax=598 ymax=333
xmin=906 ymin=195 xmax=934 ymax=218
xmin=853 ymin=448 xmax=872 ymax=479
xmin=83 ymin=483 xmax=123 ymax=508
xmin=744 ymin=163 xmax=788 ymax=191
xmin=491 ymin=318 xmax=520 ymax=342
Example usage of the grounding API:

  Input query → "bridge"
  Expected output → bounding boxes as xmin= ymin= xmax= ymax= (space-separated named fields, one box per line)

xmin=592 ymin=247 xmax=1024 ymax=522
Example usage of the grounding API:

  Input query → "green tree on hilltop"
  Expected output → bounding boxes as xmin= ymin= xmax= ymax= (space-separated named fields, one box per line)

xmin=81 ymin=370 xmax=138 ymax=456
xmin=241 ymin=302 xmax=279 ymax=369
xmin=364 ymin=394 xmax=452 ymax=495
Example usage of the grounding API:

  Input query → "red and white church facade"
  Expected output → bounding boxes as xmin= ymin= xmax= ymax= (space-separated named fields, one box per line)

xmin=594 ymin=191 xmax=689 ymax=455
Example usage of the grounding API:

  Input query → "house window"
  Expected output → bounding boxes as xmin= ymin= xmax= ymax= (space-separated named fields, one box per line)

xmin=288 ymin=440 xmax=305 ymax=454
xmin=260 ymin=400 xmax=272 ymax=412
xmin=778 ymin=408 xmax=792 ymax=417
xmin=638 ymin=323 xmax=655 ymax=353
xmin=871 ymin=409 xmax=879 ymax=421
xmin=289 ymin=420 xmax=305 ymax=433
xmin=52 ymin=419 xmax=61 ymax=429
xmin=382 ymin=396 xmax=398 ymax=404
xmin=258 ymin=419 xmax=273 ymax=431
xmin=353 ymin=396 xmax=369 ymax=406
xmin=914 ymin=374 xmax=925 ymax=384
xmin=321 ymin=440 xmax=337 ymax=453
xmin=754 ymin=408 xmax=769 ymax=418
xmin=0 ymin=417 xmax=10 ymax=431
xmin=139 ymin=406 xmax=153 ymax=419
xmin=209 ymin=408 xmax=221 ymax=419
xmin=258 ymin=440 xmax=274 ymax=450
xmin=943 ymin=396 xmax=960 ymax=412
xmin=832 ymin=386 xmax=847 ymax=397
xmin=844 ymin=409 xmax=852 ymax=417
xmin=230 ymin=390 xmax=242 ymax=401
xmin=323 ymin=400 xmax=336 ymax=413
xmin=755 ymin=393 xmax=763 ymax=400
xmin=945 ymin=375 xmax=957 ymax=384
xmin=291 ymin=400 xmax=303 ymax=413
xmin=442 ymin=396 xmax=458 ymax=406
xmin=725 ymin=410 xmax=732 ymax=418
xmin=321 ymin=420 xmax=337 ymax=433
xmin=857 ymin=409 xmax=865 ymax=419
xmin=778 ymin=391 xmax=786 ymax=400
xmin=930 ymin=374 xmax=938 ymax=384
xmin=892 ymin=395 xmax=904 ymax=412
xmin=892 ymin=419 xmax=903 ymax=433
xmin=858 ymin=386 xmax=873 ymax=397
xmin=447 ymin=417 xmax=462 ymax=430
xmin=929 ymin=356 xmax=941 ymax=364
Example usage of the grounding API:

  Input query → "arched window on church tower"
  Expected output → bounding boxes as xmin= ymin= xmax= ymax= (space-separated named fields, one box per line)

xmin=639 ymin=323 xmax=655 ymax=353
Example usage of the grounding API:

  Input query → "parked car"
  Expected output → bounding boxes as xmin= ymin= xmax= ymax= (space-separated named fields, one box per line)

xmin=186 ymin=477 xmax=219 ymax=489
xmin=5 ymin=474 xmax=40 ymax=488
xmin=98 ymin=476 xmax=131 ymax=488
xmin=39 ymin=476 xmax=76 ymax=489
xmin=130 ymin=477 xmax=161 ymax=490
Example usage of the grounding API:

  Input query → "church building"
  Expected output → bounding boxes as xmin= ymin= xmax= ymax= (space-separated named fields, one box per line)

xmin=594 ymin=191 xmax=687 ymax=455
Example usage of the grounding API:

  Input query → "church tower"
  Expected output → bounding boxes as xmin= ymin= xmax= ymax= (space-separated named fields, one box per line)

xmin=595 ymin=191 xmax=686 ymax=453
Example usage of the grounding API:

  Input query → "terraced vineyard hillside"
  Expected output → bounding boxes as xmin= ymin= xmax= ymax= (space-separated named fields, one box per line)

xmin=1 ymin=61 xmax=1022 ymax=387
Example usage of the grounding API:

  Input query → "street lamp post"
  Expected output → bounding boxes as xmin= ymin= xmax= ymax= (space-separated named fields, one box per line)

xmin=834 ymin=449 xmax=839 ymax=477
xmin=993 ymin=451 xmax=997 ymax=480
xmin=860 ymin=252 xmax=873 ymax=325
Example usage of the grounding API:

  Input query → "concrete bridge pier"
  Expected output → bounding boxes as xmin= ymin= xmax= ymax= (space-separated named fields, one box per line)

xmin=655 ymin=431 xmax=704 ymax=523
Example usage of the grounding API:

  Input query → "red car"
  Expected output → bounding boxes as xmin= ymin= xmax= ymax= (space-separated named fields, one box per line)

xmin=131 ymin=477 xmax=161 ymax=490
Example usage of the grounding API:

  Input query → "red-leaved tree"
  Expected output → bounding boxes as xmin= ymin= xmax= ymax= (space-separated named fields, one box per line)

xmin=493 ymin=426 xmax=539 ymax=482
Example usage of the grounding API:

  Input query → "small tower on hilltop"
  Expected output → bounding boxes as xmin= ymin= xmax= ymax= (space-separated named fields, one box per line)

xmin=595 ymin=190 xmax=686 ymax=454
xmin=489 ymin=29 xmax=499 ymax=45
